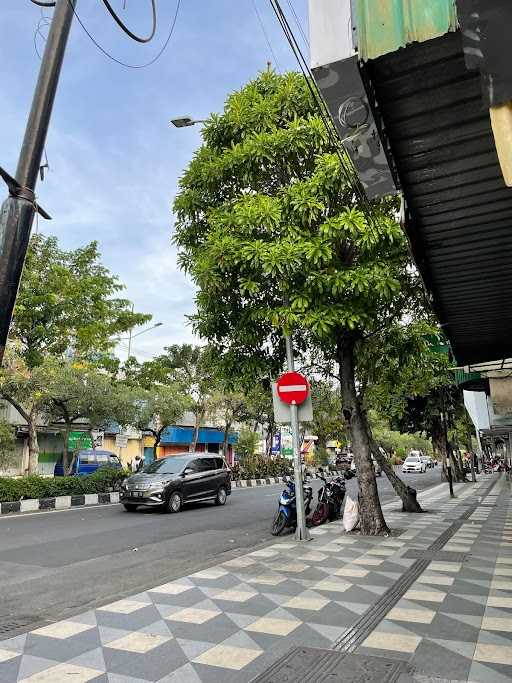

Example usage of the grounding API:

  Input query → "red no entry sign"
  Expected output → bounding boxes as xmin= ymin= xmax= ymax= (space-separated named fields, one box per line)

xmin=276 ymin=371 xmax=309 ymax=405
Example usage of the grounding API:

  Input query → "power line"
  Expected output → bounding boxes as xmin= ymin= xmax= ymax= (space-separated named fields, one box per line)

xmin=33 ymin=13 xmax=51 ymax=59
xmin=101 ymin=0 xmax=157 ymax=44
xmin=251 ymin=0 xmax=281 ymax=73
xmin=268 ymin=0 xmax=366 ymax=205
xmin=65 ymin=0 xmax=181 ymax=70
xmin=268 ymin=0 xmax=385 ymax=247
xmin=285 ymin=0 xmax=308 ymax=48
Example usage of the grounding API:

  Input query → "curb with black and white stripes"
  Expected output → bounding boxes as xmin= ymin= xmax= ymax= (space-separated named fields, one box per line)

xmin=0 ymin=492 xmax=120 ymax=516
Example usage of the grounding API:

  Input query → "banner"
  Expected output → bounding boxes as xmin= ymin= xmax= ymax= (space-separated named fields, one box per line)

xmin=271 ymin=431 xmax=281 ymax=455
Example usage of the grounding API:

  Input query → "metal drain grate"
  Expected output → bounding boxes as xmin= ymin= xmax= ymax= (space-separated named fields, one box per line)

xmin=0 ymin=617 xmax=36 ymax=638
xmin=251 ymin=646 xmax=410 ymax=682
xmin=402 ymin=549 xmax=467 ymax=562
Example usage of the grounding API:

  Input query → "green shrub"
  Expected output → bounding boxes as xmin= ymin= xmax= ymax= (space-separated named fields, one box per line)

xmin=0 ymin=468 xmax=129 ymax=502
xmin=236 ymin=429 xmax=260 ymax=460
xmin=232 ymin=455 xmax=292 ymax=480
xmin=312 ymin=447 xmax=330 ymax=467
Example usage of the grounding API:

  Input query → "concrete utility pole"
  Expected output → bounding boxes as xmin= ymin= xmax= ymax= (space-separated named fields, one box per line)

xmin=284 ymin=334 xmax=310 ymax=542
xmin=0 ymin=0 xmax=76 ymax=365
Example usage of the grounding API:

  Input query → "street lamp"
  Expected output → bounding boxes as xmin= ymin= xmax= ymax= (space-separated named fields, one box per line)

xmin=170 ymin=115 xmax=206 ymax=128
xmin=124 ymin=322 xmax=163 ymax=360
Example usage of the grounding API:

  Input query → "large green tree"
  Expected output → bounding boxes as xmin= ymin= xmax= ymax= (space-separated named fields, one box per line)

xmin=173 ymin=71 xmax=416 ymax=534
xmin=304 ymin=381 xmax=344 ymax=450
xmin=0 ymin=344 xmax=46 ymax=474
xmin=1 ymin=235 xmax=150 ymax=471
xmin=11 ymin=234 xmax=150 ymax=368
xmin=206 ymin=389 xmax=249 ymax=459
xmin=365 ymin=325 xmax=466 ymax=482
xmin=39 ymin=360 xmax=139 ymax=474
xmin=126 ymin=344 xmax=215 ymax=451
xmin=129 ymin=386 xmax=192 ymax=458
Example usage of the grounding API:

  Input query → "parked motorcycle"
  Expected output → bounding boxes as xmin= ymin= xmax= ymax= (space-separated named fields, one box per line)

xmin=310 ymin=473 xmax=336 ymax=526
xmin=311 ymin=469 xmax=352 ymax=526
xmin=271 ymin=478 xmax=313 ymax=536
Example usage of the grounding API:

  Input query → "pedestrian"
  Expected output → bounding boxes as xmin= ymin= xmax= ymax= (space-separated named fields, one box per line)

xmin=131 ymin=456 xmax=140 ymax=473
xmin=136 ymin=454 xmax=145 ymax=472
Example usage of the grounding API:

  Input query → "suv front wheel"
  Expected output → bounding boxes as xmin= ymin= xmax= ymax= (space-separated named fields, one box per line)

xmin=166 ymin=491 xmax=183 ymax=513
xmin=215 ymin=486 xmax=227 ymax=506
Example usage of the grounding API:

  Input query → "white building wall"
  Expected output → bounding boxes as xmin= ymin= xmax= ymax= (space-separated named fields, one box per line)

xmin=463 ymin=390 xmax=490 ymax=432
xmin=309 ymin=0 xmax=353 ymax=68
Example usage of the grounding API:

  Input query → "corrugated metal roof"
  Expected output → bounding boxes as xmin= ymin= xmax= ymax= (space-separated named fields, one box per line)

xmin=364 ymin=31 xmax=512 ymax=365
xmin=355 ymin=0 xmax=458 ymax=60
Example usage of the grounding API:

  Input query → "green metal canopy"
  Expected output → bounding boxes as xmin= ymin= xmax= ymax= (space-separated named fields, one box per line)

xmin=355 ymin=0 xmax=458 ymax=60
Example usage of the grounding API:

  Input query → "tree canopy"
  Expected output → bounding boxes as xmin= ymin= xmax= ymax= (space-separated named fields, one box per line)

xmin=11 ymin=234 xmax=150 ymax=368
xmin=174 ymin=71 xmax=409 ymax=383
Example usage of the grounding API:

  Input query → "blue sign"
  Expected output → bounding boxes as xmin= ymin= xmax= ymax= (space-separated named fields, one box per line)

xmin=271 ymin=431 xmax=281 ymax=455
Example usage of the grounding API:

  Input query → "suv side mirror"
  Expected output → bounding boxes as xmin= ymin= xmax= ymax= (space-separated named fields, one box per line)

xmin=183 ymin=467 xmax=194 ymax=476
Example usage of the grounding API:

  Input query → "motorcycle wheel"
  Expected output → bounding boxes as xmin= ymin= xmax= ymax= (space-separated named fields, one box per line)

xmin=271 ymin=510 xmax=288 ymax=536
xmin=311 ymin=502 xmax=329 ymax=526
xmin=328 ymin=503 xmax=338 ymax=522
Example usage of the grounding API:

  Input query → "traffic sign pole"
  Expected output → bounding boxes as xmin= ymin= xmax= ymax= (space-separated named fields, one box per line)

xmin=284 ymin=335 xmax=310 ymax=542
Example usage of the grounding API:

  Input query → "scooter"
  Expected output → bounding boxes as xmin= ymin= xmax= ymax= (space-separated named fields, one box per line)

xmin=271 ymin=478 xmax=313 ymax=536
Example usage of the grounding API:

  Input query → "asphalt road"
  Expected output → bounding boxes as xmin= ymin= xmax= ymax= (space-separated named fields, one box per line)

xmin=0 ymin=467 xmax=441 ymax=631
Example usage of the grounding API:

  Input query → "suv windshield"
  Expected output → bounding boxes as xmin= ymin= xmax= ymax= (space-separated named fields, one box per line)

xmin=143 ymin=456 xmax=189 ymax=475
xmin=406 ymin=457 xmax=420 ymax=462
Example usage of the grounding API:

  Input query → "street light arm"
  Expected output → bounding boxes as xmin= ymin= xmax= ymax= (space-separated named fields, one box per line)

xmin=130 ymin=322 xmax=163 ymax=339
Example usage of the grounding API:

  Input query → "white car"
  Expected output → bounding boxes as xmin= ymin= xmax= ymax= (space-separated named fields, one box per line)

xmin=402 ymin=455 xmax=426 ymax=474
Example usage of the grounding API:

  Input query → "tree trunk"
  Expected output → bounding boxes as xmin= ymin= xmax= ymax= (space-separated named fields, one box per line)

xmin=27 ymin=413 xmax=40 ymax=475
xmin=190 ymin=410 xmax=202 ymax=452
xmin=466 ymin=427 xmax=476 ymax=482
xmin=367 ymin=433 xmax=423 ymax=513
xmin=1 ymin=394 xmax=38 ymax=475
xmin=153 ymin=429 xmax=162 ymax=460
xmin=63 ymin=424 xmax=72 ymax=475
xmin=338 ymin=337 xmax=389 ymax=535
xmin=432 ymin=415 xmax=448 ymax=480
xmin=450 ymin=446 xmax=467 ymax=482
xmin=20 ymin=439 xmax=30 ymax=476
xmin=223 ymin=421 xmax=231 ymax=461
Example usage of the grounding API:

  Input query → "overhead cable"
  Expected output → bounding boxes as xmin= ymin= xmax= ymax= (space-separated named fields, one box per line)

xmin=251 ymin=0 xmax=282 ymax=73
xmin=268 ymin=0 xmax=385 ymax=244
xmin=101 ymin=0 xmax=157 ymax=44
xmin=268 ymin=0 xmax=366 ymax=204
xmin=285 ymin=0 xmax=309 ymax=48
xmin=65 ymin=0 xmax=181 ymax=70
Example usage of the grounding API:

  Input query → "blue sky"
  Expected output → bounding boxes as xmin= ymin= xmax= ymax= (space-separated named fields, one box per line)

xmin=0 ymin=0 xmax=308 ymax=360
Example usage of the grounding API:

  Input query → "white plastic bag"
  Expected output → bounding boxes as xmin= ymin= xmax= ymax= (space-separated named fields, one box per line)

xmin=343 ymin=495 xmax=359 ymax=532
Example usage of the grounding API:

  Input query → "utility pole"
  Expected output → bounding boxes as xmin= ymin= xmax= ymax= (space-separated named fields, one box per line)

xmin=0 ymin=0 xmax=76 ymax=365
xmin=284 ymin=334 xmax=310 ymax=542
